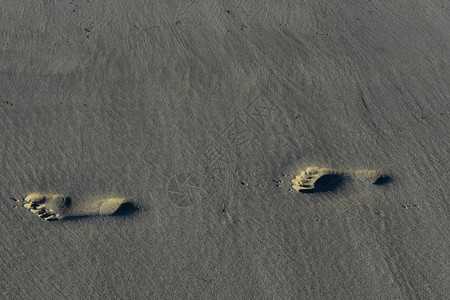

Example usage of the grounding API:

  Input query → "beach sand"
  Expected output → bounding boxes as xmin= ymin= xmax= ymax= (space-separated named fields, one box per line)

xmin=1 ymin=1 xmax=449 ymax=299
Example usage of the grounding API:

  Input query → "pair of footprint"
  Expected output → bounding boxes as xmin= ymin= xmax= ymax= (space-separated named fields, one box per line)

xmin=291 ymin=167 xmax=386 ymax=192
xmin=20 ymin=166 xmax=386 ymax=221
xmin=21 ymin=193 xmax=134 ymax=221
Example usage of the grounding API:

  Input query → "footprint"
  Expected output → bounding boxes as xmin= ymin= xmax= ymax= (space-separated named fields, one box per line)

xmin=291 ymin=167 xmax=386 ymax=192
xmin=22 ymin=193 xmax=135 ymax=221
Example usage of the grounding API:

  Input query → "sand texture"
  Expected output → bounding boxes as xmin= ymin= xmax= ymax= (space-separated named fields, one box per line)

xmin=1 ymin=1 xmax=449 ymax=299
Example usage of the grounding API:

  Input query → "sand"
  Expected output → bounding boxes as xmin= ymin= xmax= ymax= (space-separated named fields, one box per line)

xmin=1 ymin=1 xmax=449 ymax=299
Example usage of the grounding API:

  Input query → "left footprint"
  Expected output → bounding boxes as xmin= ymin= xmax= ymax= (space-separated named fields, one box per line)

xmin=291 ymin=167 xmax=386 ymax=192
xmin=23 ymin=193 xmax=134 ymax=221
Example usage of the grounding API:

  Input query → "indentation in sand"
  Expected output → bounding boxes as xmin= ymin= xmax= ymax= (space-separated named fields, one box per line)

xmin=291 ymin=167 xmax=385 ymax=192
xmin=22 ymin=193 xmax=134 ymax=221
xmin=354 ymin=170 xmax=383 ymax=184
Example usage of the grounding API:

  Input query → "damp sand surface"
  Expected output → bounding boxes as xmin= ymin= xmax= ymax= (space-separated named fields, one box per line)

xmin=1 ymin=1 xmax=449 ymax=299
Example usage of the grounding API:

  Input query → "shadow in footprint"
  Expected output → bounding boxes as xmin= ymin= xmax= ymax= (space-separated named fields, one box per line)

xmin=300 ymin=174 xmax=344 ymax=193
xmin=112 ymin=202 xmax=138 ymax=216
xmin=374 ymin=176 xmax=391 ymax=185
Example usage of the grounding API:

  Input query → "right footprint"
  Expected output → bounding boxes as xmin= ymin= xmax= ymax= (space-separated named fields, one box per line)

xmin=291 ymin=167 xmax=388 ymax=192
xmin=22 ymin=193 xmax=136 ymax=221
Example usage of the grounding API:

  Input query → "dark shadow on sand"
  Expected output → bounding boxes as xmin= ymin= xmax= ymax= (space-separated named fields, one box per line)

xmin=299 ymin=174 xmax=344 ymax=193
xmin=112 ymin=202 xmax=138 ymax=216
xmin=374 ymin=176 xmax=391 ymax=185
